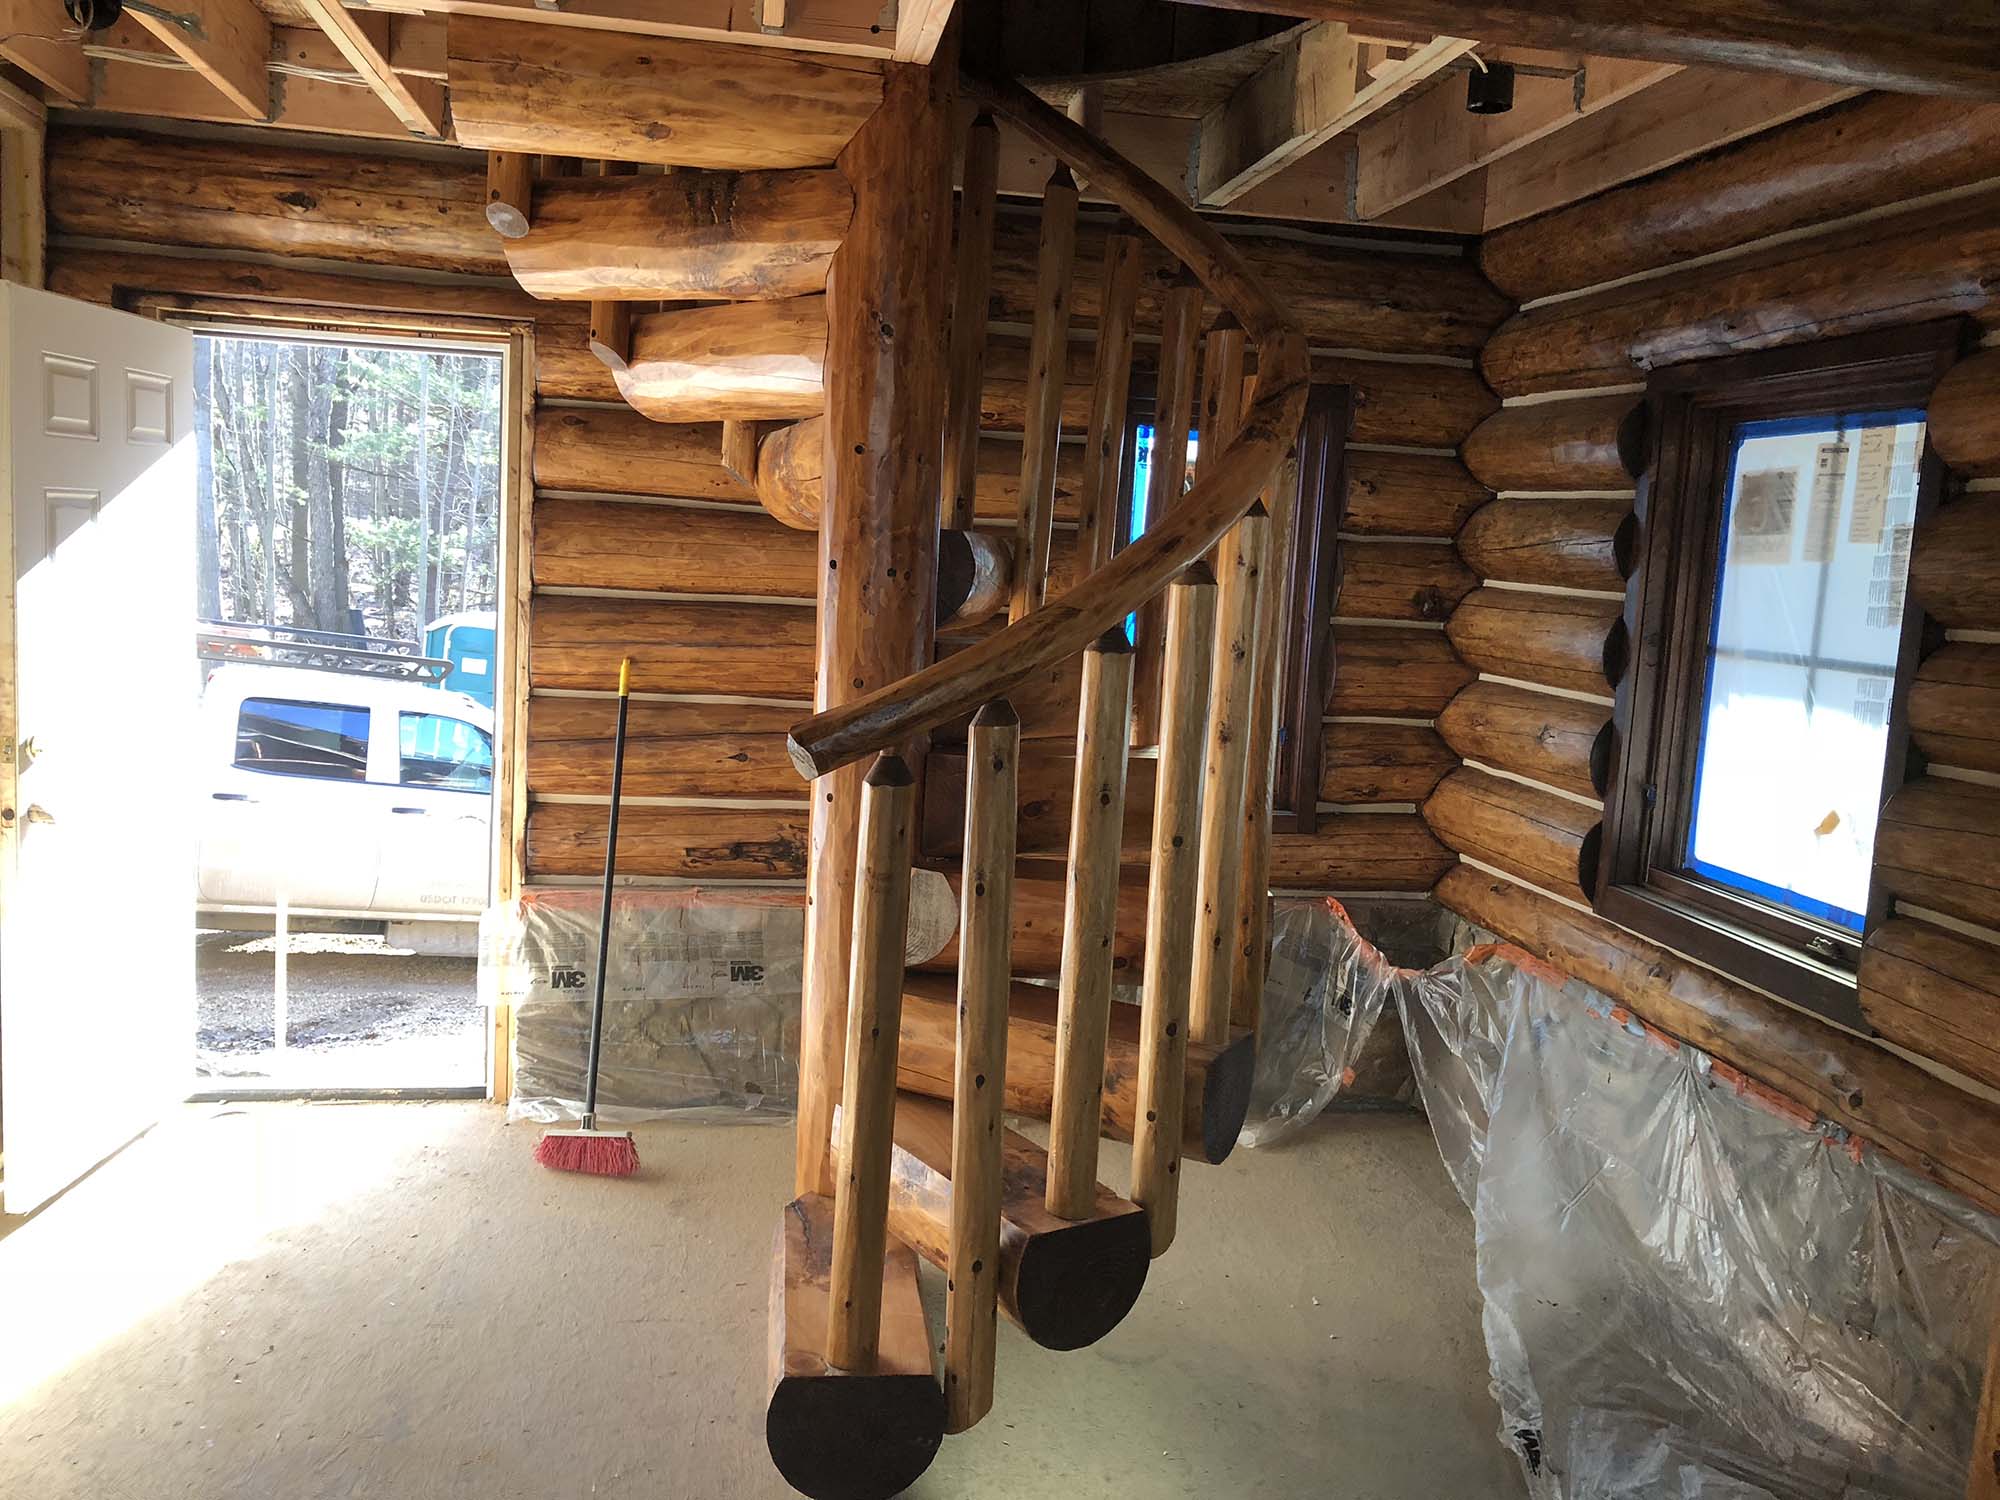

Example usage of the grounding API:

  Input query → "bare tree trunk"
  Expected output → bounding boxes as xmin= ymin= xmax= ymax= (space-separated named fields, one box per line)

xmin=194 ymin=337 xmax=222 ymax=620
xmin=286 ymin=344 xmax=313 ymax=629
xmin=326 ymin=350 xmax=351 ymax=631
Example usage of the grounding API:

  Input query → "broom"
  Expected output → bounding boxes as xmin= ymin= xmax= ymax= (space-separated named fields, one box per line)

xmin=535 ymin=655 xmax=641 ymax=1177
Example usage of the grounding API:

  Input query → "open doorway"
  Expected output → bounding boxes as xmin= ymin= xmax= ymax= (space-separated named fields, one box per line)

xmin=189 ymin=329 xmax=506 ymax=1094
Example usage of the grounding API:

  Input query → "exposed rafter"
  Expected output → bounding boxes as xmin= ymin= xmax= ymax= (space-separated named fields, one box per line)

xmin=1479 ymin=69 xmax=1858 ymax=229
xmin=1354 ymin=52 xmax=1679 ymax=219
xmin=0 ymin=0 xmax=87 ymax=103
xmin=1191 ymin=24 xmax=1477 ymax=207
xmin=295 ymin=0 xmax=445 ymax=137
xmin=1167 ymin=0 xmax=2000 ymax=98
xmin=129 ymin=0 xmax=270 ymax=119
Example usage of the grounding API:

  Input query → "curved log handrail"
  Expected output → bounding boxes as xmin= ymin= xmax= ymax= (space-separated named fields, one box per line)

xmin=785 ymin=72 xmax=1309 ymax=781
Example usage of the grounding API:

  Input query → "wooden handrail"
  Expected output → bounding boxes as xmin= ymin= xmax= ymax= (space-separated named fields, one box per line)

xmin=784 ymin=72 xmax=1309 ymax=782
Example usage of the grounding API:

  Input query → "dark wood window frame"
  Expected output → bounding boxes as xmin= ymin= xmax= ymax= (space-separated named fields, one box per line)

xmin=1117 ymin=377 xmax=1353 ymax=832
xmin=1599 ymin=321 xmax=1965 ymax=1031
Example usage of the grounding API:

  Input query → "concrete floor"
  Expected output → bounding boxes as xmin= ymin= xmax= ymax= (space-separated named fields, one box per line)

xmin=0 ymin=1102 xmax=1525 ymax=1500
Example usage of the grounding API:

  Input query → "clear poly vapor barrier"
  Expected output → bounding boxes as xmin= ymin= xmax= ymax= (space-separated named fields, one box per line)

xmin=483 ymin=888 xmax=804 ymax=1124
xmin=1248 ymin=898 xmax=2000 ymax=1498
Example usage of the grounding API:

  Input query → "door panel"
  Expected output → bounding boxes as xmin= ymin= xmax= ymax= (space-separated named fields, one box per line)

xmin=2 ymin=286 xmax=194 ymax=1213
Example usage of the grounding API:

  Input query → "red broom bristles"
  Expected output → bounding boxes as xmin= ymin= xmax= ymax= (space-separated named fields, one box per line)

xmin=534 ymin=1131 xmax=640 ymax=1177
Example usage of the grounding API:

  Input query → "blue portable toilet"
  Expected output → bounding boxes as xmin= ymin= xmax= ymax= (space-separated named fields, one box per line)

xmin=424 ymin=610 xmax=498 ymax=708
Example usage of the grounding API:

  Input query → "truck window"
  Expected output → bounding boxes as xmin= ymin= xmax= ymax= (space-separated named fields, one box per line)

xmin=236 ymin=698 xmax=370 ymax=781
xmin=400 ymin=712 xmax=493 ymax=793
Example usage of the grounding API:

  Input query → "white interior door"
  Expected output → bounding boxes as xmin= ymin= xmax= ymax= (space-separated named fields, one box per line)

xmin=1 ymin=284 xmax=194 ymax=1213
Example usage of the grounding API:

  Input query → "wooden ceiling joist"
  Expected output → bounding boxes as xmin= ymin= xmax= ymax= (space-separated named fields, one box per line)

xmin=1192 ymin=24 xmax=1477 ymax=207
xmin=0 ymin=0 xmax=87 ymax=103
xmin=1354 ymin=53 xmax=1678 ymax=219
xmin=1167 ymin=0 xmax=2000 ymax=99
xmin=128 ymin=0 xmax=270 ymax=119
xmin=1479 ymin=69 xmax=1858 ymax=230
xmin=295 ymin=0 xmax=444 ymax=137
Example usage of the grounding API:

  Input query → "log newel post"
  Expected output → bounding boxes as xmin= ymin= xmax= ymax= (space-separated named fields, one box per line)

xmin=796 ymin=57 xmax=954 ymax=1204
xmin=943 ymin=112 xmax=1000 ymax=533
xmin=1009 ymin=163 xmax=1080 ymax=624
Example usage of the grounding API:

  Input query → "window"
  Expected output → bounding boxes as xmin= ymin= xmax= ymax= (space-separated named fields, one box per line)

xmin=1600 ymin=324 xmax=1962 ymax=1025
xmin=1119 ymin=379 xmax=1353 ymax=828
xmin=236 ymin=698 xmax=370 ymax=781
xmin=399 ymin=711 xmax=494 ymax=793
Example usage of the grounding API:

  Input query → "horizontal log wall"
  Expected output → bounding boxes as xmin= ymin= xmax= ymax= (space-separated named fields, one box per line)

xmin=46 ymin=122 xmax=1507 ymax=903
xmin=1448 ymin=98 xmax=2000 ymax=1126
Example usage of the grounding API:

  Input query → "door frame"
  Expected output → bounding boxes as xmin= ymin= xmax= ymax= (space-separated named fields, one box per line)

xmin=141 ymin=299 xmax=534 ymax=1103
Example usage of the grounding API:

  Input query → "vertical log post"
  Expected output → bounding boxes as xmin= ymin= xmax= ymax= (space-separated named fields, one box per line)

xmin=1189 ymin=500 xmax=1270 ymax=1046
xmin=1078 ymin=231 xmax=1143 ymax=571
xmin=797 ymin=58 xmax=954 ymax=1202
xmin=1131 ymin=564 xmax=1217 ymax=1257
xmin=1046 ymin=629 xmax=1137 ymax=1219
xmin=485 ymin=150 xmax=533 ymax=238
xmin=945 ymin=700 xmax=1019 ymax=1433
xmin=943 ymin=112 xmax=1000 ymax=532
xmin=1131 ymin=271 xmax=1205 ymax=743
xmin=1009 ymin=164 xmax=1080 ymax=623
xmin=827 ymin=754 xmax=918 ymax=1371
xmin=1973 ymin=1299 xmax=2000 ymax=1500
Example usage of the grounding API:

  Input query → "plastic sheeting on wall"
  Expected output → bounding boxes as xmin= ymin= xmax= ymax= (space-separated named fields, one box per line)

xmin=1250 ymin=898 xmax=2000 ymax=1498
xmin=483 ymin=888 xmax=803 ymax=1125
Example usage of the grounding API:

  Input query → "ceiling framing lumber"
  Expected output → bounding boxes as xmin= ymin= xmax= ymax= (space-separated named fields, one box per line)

xmin=1166 ymin=0 xmax=2000 ymax=99
xmin=87 ymin=53 xmax=417 ymax=140
xmin=127 ymin=0 xmax=270 ymax=119
xmin=892 ymin=0 xmax=956 ymax=64
xmin=0 ymin=0 xmax=87 ymax=103
xmin=1479 ymin=69 xmax=1858 ymax=230
xmin=1354 ymin=54 xmax=1678 ymax=218
xmin=1192 ymin=24 xmax=1477 ymax=207
xmin=294 ymin=0 xmax=445 ymax=137
xmin=354 ymin=0 xmax=900 ymax=61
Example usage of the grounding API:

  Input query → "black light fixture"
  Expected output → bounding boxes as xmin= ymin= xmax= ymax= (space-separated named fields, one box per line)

xmin=62 ymin=0 xmax=122 ymax=30
xmin=1466 ymin=58 xmax=1516 ymax=115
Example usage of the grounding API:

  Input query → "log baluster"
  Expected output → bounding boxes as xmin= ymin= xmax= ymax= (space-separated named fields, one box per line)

xmin=943 ymin=113 xmax=1000 ymax=531
xmin=1233 ymin=402 xmax=1299 ymax=1033
xmin=1130 ymin=271 xmax=1206 ymax=744
xmin=1189 ymin=500 xmax=1271 ymax=1046
xmin=827 ymin=753 xmax=918 ymax=1372
xmin=1010 ymin=164 xmax=1081 ymax=623
xmin=1046 ymin=629 xmax=1138 ymax=1219
xmin=1131 ymin=563 xmax=1217 ymax=1257
xmin=1078 ymin=231 xmax=1143 ymax=572
xmin=944 ymin=700 xmax=1018 ymax=1432
xmin=1194 ymin=313 xmax=1247 ymax=496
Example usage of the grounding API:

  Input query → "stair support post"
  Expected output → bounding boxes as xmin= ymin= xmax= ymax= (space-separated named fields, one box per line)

xmin=796 ymin=55 xmax=955 ymax=1204
xmin=942 ymin=112 xmax=999 ymax=532
xmin=1132 ymin=563 xmax=1218 ymax=1257
xmin=945 ymin=699 xmax=1019 ymax=1432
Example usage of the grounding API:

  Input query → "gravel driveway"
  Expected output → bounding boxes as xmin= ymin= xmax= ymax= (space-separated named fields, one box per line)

xmin=196 ymin=929 xmax=484 ymax=1087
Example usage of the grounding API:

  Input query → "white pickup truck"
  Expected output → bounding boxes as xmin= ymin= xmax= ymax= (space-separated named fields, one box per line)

xmin=196 ymin=663 xmax=494 ymax=932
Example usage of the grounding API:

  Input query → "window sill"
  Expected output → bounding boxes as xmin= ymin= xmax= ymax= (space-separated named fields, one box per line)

xmin=1595 ymin=883 xmax=1868 ymax=1033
